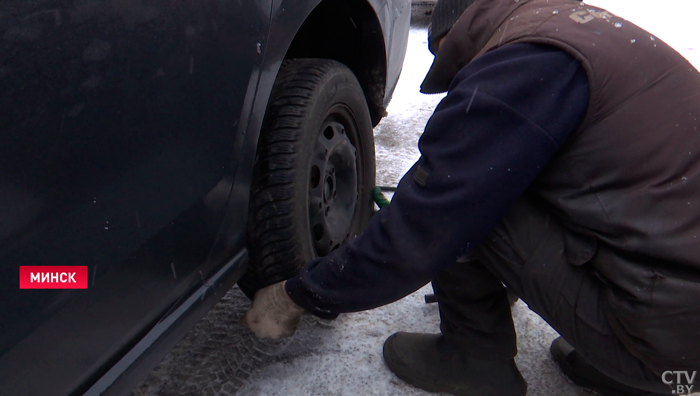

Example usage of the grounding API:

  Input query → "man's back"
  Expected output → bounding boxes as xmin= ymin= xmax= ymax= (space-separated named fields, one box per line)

xmin=425 ymin=0 xmax=700 ymax=373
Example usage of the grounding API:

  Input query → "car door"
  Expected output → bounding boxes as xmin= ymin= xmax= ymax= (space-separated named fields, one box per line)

xmin=0 ymin=0 xmax=270 ymax=394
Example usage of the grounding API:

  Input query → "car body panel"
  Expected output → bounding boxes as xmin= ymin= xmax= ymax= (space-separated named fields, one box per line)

xmin=371 ymin=0 xmax=411 ymax=107
xmin=0 ymin=0 xmax=410 ymax=393
xmin=1 ymin=0 xmax=271 ymax=393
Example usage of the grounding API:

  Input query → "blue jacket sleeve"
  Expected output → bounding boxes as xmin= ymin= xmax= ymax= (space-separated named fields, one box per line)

xmin=284 ymin=43 xmax=589 ymax=318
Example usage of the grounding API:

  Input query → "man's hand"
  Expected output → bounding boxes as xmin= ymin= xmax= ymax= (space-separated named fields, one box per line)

xmin=241 ymin=281 xmax=304 ymax=338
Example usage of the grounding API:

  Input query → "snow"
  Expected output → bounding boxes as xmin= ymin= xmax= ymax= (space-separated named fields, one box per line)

xmin=374 ymin=26 xmax=442 ymax=189
xmin=586 ymin=0 xmax=700 ymax=68
xmin=236 ymin=4 xmax=700 ymax=396
xmin=236 ymin=288 xmax=443 ymax=396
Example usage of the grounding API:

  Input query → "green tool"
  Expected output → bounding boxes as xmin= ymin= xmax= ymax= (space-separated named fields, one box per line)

xmin=372 ymin=186 xmax=392 ymax=209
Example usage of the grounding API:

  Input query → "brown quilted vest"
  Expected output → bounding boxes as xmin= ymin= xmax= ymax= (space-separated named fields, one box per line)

xmin=422 ymin=0 xmax=700 ymax=373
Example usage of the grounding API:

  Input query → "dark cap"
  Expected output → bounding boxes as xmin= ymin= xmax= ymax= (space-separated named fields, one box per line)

xmin=428 ymin=0 xmax=477 ymax=55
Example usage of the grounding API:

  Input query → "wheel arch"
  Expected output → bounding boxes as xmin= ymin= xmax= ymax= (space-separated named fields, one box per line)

xmin=264 ymin=0 xmax=388 ymax=127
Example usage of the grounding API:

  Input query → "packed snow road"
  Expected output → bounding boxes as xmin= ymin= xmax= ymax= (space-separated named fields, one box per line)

xmin=130 ymin=2 xmax=699 ymax=396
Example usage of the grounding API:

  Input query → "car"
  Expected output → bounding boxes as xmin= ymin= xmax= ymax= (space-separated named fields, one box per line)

xmin=0 ymin=0 xmax=411 ymax=393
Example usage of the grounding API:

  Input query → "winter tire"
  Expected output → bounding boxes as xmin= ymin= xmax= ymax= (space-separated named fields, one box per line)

xmin=238 ymin=59 xmax=376 ymax=299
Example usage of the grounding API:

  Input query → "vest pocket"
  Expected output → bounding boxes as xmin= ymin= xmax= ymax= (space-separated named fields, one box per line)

xmin=564 ymin=230 xmax=597 ymax=266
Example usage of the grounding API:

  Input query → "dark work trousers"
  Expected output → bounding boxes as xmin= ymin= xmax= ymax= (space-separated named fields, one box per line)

xmin=432 ymin=195 xmax=671 ymax=394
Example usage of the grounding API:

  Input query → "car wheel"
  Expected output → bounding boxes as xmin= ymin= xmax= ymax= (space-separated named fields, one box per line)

xmin=238 ymin=58 xmax=376 ymax=299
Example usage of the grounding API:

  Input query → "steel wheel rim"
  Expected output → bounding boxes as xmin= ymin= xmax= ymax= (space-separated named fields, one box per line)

xmin=308 ymin=106 xmax=359 ymax=256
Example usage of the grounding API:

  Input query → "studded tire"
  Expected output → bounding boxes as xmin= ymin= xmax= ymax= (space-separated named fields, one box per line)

xmin=238 ymin=59 xmax=376 ymax=299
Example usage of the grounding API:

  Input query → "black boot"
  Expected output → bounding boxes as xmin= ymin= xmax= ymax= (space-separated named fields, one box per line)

xmin=550 ymin=337 xmax=669 ymax=396
xmin=382 ymin=332 xmax=527 ymax=396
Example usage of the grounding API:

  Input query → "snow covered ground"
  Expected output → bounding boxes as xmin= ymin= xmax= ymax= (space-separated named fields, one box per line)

xmin=132 ymin=3 xmax=699 ymax=396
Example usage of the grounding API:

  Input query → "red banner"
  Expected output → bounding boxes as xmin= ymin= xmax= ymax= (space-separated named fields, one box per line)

xmin=19 ymin=266 xmax=89 ymax=289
